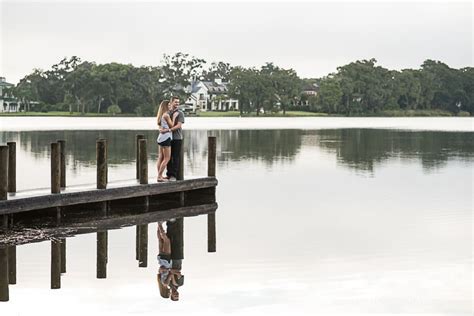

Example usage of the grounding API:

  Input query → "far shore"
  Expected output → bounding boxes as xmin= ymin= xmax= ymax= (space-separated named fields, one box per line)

xmin=0 ymin=110 xmax=469 ymax=118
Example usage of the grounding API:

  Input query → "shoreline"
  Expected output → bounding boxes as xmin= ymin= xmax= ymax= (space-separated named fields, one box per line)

xmin=1 ymin=116 xmax=473 ymax=132
xmin=0 ymin=109 xmax=465 ymax=118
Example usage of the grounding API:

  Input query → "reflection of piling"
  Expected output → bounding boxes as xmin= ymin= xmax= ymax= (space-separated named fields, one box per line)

xmin=51 ymin=240 xmax=61 ymax=289
xmin=7 ymin=142 xmax=15 ymax=193
xmin=208 ymin=136 xmax=217 ymax=252
xmin=0 ymin=145 xmax=8 ymax=201
xmin=7 ymin=246 xmax=16 ymax=285
xmin=0 ymin=247 xmax=8 ymax=301
xmin=136 ymin=134 xmax=145 ymax=179
xmin=135 ymin=226 xmax=139 ymax=260
xmin=138 ymin=225 xmax=148 ymax=267
xmin=60 ymin=239 xmax=66 ymax=273
xmin=58 ymin=140 xmax=66 ymax=188
xmin=97 ymin=231 xmax=108 ymax=279
xmin=97 ymin=139 xmax=107 ymax=189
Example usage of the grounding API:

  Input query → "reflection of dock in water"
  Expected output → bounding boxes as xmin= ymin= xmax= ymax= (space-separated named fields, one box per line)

xmin=0 ymin=135 xmax=218 ymax=302
xmin=0 ymin=195 xmax=218 ymax=301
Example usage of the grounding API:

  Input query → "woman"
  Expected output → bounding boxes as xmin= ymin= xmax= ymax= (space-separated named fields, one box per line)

xmin=157 ymin=222 xmax=172 ymax=298
xmin=156 ymin=100 xmax=174 ymax=182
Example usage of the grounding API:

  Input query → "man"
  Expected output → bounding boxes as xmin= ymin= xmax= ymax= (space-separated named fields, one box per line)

xmin=164 ymin=96 xmax=185 ymax=181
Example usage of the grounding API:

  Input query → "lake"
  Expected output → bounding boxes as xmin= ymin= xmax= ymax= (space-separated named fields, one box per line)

xmin=0 ymin=117 xmax=473 ymax=315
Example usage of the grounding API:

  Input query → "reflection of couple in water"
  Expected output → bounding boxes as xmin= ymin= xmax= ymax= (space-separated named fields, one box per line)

xmin=157 ymin=221 xmax=184 ymax=301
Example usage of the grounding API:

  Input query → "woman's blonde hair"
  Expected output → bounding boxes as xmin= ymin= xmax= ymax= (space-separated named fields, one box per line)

xmin=156 ymin=100 xmax=170 ymax=126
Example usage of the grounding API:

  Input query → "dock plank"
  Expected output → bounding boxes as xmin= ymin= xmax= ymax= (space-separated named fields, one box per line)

xmin=0 ymin=177 xmax=218 ymax=215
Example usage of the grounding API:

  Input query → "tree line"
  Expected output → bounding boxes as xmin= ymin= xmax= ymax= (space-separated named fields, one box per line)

xmin=7 ymin=53 xmax=473 ymax=116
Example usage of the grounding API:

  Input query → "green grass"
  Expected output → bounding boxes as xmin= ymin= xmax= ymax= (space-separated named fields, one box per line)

xmin=0 ymin=111 xmax=137 ymax=117
xmin=1 ymin=109 xmax=467 ymax=117
xmin=197 ymin=110 xmax=328 ymax=117
xmin=378 ymin=109 xmax=454 ymax=117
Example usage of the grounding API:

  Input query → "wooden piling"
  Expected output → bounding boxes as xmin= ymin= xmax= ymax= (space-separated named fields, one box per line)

xmin=178 ymin=140 xmax=185 ymax=204
xmin=208 ymin=136 xmax=216 ymax=177
xmin=7 ymin=142 xmax=15 ymax=193
xmin=207 ymin=136 xmax=217 ymax=252
xmin=0 ymin=145 xmax=8 ymax=200
xmin=138 ymin=224 xmax=148 ymax=267
xmin=58 ymin=140 xmax=66 ymax=188
xmin=138 ymin=139 xmax=148 ymax=185
xmin=7 ymin=246 xmax=16 ymax=284
xmin=51 ymin=240 xmax=61 ymax=289
xmin=0 ymin=247 xmax=8 ymax=301
xmin=51 ymin=143 xmax=61 ymax=194
xmin=60 ymin=239 xmax=66 ymax=273
xmin=97 ymin=140 xmax=107 ymax=189
xmin=136 ymin=134 xmax=145 ymax=179
xmin=97 ymin=231 xmax=107 ymax=278
xmin=178 ymin=139 xmax=184 ymax=181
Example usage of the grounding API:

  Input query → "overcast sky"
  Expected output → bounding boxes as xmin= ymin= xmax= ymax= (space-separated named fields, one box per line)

xmin=1 ymin=0 xmax=472 ymax=84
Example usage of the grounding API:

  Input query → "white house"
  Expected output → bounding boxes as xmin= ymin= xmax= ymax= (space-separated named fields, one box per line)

xmin=0 ymin=77 xmax=17 ymax=113
xmin=184 ymin=79 xmax=239 ymax=112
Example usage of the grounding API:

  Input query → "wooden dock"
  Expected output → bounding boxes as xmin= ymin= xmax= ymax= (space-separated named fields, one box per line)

xmin=0 ymin=134 xmax=217 ymax=217
xmin=0 ymin=134 xmax=219 ymax=302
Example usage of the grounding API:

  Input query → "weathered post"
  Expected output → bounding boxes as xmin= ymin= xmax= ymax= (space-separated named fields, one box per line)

xmin=0 ymin=145 xmax=8 ymax=200
xmin=178 ymin=139 xmax=184 ymax=181
xmin=51 ymin=143 xmax=61 ymax=224
xmin=97 ymin=231 xmax=107 ymax=278
xmin=51 ymin=143 xmax=61 ymax=194
xmin=136 ymin=137 xmax=148 ymax=263
xmin=7 ymin=246 xmax=16 ymax=284
xmin=102 ymin=138 xmax=108 ymax=184
xmin=60 ymin=239 xmax=66 ymax=273
xmin=7 ymin=142 xmax=15 ymax=193
xmin=57 ymin=140 xmax=66 ymax=188
xmin=207 ymin=136 xmax=217 ymax=252
xmin=178 ymin=139 xmax=185 ymax=205
xmin=136 ymin=134 xmax=145 ymax=179
xmin=0 ymin=145 xmax=8 ymax=232
xmin=0 ymin=247 xmax=8 ymax=301
xmin=138 ymin=139 xmax=148 ymax=185
xmin=97 ymin=139 xmax=107 ymax=189
xmin=51 ymin=240 xmax=61 ymax=289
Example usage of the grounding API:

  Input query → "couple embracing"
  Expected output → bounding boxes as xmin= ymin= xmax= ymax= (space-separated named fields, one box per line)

xmin=156 ymin=96 xmax=185 ymax=182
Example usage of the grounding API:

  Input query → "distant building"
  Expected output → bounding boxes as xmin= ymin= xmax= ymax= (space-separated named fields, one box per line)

xmin=302 ymin=83 xmax=319 ymax=96
xmin=184 ymin=78 xmax=239 ymax=112
xmin=0 ymin=77 xmax=17 ymax=113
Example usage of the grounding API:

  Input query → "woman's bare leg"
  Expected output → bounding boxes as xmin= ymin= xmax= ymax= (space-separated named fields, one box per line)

xmin=159 ymin=147 xmax=171 ymax=179
xmin=157 ymin=146 xmax=165 ymax=181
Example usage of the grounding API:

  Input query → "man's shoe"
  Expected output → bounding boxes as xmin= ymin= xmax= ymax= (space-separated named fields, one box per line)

xmin=169 ymin=177 xmax=177 ymax=181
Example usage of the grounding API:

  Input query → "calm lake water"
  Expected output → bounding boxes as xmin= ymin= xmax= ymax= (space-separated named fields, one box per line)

xmin=0 ymin=117 xmax=473 ymax=315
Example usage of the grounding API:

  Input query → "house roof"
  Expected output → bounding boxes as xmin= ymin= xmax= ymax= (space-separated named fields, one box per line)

xmin=303 ymin=83 xmax=319 ymax=91
xmin=0 ymin=78 xmax=14 ymax=88
xmin=201 ymin=81 xmax=229 ymax=94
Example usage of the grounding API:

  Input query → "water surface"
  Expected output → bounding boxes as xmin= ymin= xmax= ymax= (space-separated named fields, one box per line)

xmin=0 ymin=119 xmax=472 ymax=315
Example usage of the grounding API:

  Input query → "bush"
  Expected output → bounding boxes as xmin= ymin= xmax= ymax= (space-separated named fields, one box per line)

xmin=107 ymin=104 xmax=122 ymax=116
xmin=457 ymin=111 xmax=471 ymax=117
